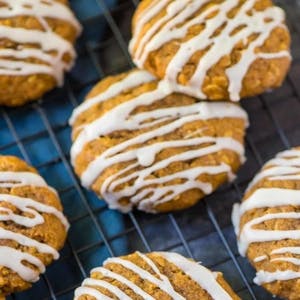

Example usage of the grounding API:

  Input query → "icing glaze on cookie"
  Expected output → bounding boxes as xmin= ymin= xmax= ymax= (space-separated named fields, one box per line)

xmin=70 ymin=70 xmax=248 ymax=213
xmin=74 ymin=251 xmax=233 ymax=299
xmin=0 ymin=171 xmax=69 ymax=282
xmin=130 ymin=0 xmax=290 ymax=101
xmin=0 ymin=0 xmax=81 ymax=85
xmin=232 ymin=149 xmax=300 ymax=285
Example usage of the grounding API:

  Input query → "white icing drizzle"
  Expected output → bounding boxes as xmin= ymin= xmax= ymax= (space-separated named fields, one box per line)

xmin=104 ymin=256 xmax=185 ymax=299
xmin=0 ymin=170 xmax=69 ymax=283
xmin=0 ymin=194 xmax=69 ymax=229
xmin=0 ymin=171 xmax=57 ymax=195
xmin=246 ymin=166 xmax=300 ymax=191
xmin=75 ymin=278 xmax=131 ymax=300
xmin=158 ymin=252 xmax=232 ymax=299
xmin=277 ymin=149 xmax=300 ymax=158
xmin=253 ymin=255 xmax=267 ymax=263
xmin=0 ymin=171 xmax=48 ymax=187
xmin=234 ymin=188 xmax=300 ymax=223
xmin=129 ymin=0 xmax=168 ymax=54
xmin=74 ymin=252 xmax=233 ymax=299
xmin=130 ymin=0 xmax=291 ymax=101
xmin=254 ymin=270 xmax=300 ymax=285
xmin=74 ymin=287 xmax=112 ymax=300
xmin=0 ymin=227 xmax=59 ymax=259
xmin=69 ymin=70 xmax=156 ymax=125
xmin=232 ymin=148 xmax=300 ymax=286
xmin=272 ymin=247 xmax=300 ymax=255
xmin=271 ymin=257 xmax=300 ymax=265
xmin=247 ymin=149 xmax=300 ymax=191
xmin=90 ymin=267 xmax=156 ymax=300
xmin=136 ymin=251 xmax=183 ymax=295
xmin=0 ymin=0 xmax=81 ymax=85
xmin=70 ymin=71 xmax=247 ymax=213
xmin=238 ymin=209 xmax=300 ymax=255
xmin=0 ymin=246 xmax=45 ymax=283
xmin=270 ymin=247 xmax=300 ymax=266
xmin=98 ymin=138 xmax=242 ymax=213
xmin=0 ymin=0 xmax=81 ymax=30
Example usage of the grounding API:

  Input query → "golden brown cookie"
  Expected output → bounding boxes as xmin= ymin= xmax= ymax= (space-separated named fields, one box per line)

xmin=70 ymin=69 xmax=248 ymax=213
xmin=129 ymin=0 xmax=291 ymax=102
xmin=0 ymin=0 xmax=81 ymax=106
xmin=74 ymin=251 xmax=240 ymax=300
xmin=232 ymin=147 xmax=300 ymax=300
xmin=0 ymin=155 xmax=69 ymax=297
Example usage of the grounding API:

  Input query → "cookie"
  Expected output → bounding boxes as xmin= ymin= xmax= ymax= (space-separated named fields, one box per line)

xmin=70 ymin=69 xmax=248 ymax=213
xmin=0 ymin=156 xmax=69 ymax=296
xmin=74 ymin=251 xmax=240 ymax=299
xmin=0 ymin=0 xmax=81 ymax=106
xmin=232 ymin=148 xmax=300 ymax=300
xmin=129 ymin=0 xmax=291 ymax=101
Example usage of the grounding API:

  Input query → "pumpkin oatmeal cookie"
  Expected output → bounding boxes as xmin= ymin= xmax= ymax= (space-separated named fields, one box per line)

xmin=0 ymin=155 xmax=69 ymax=297
xmin=70 ymin=69 xmax=248 ymax=213
xmin=0 ymin=0 xmax=81 ymax=106
xmin=129 ymin=0 xmax=291 ymax=102
xmin=74 ymin=251 xmax=240 ymax=299
xmin=233 ymin=147 xmax=300 ymax=300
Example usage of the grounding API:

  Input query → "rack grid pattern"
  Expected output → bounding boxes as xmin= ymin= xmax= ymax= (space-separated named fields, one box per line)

xmin=1 ymin=0 xmax=300 ymax=299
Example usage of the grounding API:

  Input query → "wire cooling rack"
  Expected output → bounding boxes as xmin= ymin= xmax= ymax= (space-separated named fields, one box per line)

xmin=1 ymin=0 xmax=300 ymax=299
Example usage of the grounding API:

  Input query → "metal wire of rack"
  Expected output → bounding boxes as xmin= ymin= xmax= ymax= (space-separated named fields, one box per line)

xmin=1 ymin=0 xmax=300 ymax=299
